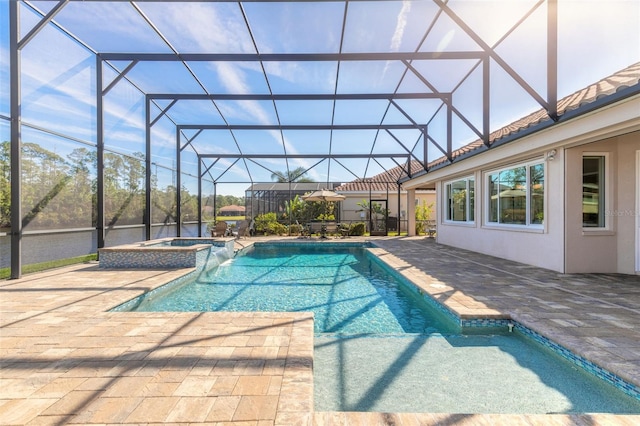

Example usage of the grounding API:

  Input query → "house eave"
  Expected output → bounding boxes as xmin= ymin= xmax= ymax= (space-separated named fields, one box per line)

xmin=401 ymin=83 xmax=640 ymax=188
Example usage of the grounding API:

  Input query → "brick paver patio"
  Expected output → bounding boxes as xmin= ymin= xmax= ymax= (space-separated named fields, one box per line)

xmin=1 ymin=236 xmax=639 ymax=425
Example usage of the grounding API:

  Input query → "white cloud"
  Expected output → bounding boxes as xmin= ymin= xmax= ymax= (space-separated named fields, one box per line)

xmin=391 ymin=1 xmax=412 ymax=51
xmin=382 ymin=1 xmax=412 ymax=80
xmin=141 ymin=2 xmax=254 ymax=54
xmin=52 ymin=2 xmax=169 ymax=52
xmin=212 ymin=59 xmax=322 ymax=181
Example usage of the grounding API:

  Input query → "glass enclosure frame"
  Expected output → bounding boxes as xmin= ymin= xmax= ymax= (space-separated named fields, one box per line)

xmin=4 ymin=0 xmax=640 ymax=278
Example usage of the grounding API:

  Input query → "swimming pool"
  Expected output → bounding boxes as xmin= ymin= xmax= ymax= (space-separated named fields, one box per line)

xmin=114 ymin=242 xmax=640 ymax=414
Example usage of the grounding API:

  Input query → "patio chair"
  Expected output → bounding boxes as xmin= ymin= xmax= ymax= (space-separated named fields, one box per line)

xmin=339 ymin=223 xmax=351 ymax=238
xmin=212 ymin=221 xmax=227 ymax=237
xmin=236 ymin=220 xmax=250 ymax=239
xmin=296 ymin=221 xmax=310 ymax=238
xmin=426 ymin=220 xmax=436 ymax=238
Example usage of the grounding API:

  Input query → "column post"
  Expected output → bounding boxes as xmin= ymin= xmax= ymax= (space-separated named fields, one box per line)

xmin=407 ymin=189 xmax=416 ymax=237
xmin=9 ymin=0 xmax=21 ymax=278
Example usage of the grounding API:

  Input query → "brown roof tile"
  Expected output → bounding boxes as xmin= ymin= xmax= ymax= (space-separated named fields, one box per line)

xmin=335 ymin=160 xmax=425 ymax=192
xmin=219 ymin=204 xmax=245 ymax=212
xmin=428 ymin=62 xmax=640 ymax=168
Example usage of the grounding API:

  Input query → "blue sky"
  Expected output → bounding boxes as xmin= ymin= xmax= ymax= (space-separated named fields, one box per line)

xmin=1 ymin=0 xmax=639 ymax=196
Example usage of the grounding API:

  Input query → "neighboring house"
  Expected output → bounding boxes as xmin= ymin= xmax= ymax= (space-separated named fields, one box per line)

xmin=245 ymin=182 xmax=340 ymax=219
xmin=218 ymin=205 xmax=246 ymax=217
xmin=334 ymin=163 xmax=436 ymax=233
xmin=402 ymin=62 xmax=640 ymax=274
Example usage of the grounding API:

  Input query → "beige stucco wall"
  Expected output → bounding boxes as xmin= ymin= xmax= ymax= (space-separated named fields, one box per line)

xmin=402 ymin=94 xmax=640 ymax=274
xmin=434 ymin=152 xmax=566 ymax=272
xmin=565 ymin=132 xmax=640 ymax=273
xmin=617 ymin=137 xmax=640 ymax=273
xmin=433 ymin=131 xmax=640 ymax=274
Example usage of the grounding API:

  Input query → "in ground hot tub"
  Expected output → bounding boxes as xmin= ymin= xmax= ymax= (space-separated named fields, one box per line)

xmin=98 ymin=237 xmax=235 ymax=270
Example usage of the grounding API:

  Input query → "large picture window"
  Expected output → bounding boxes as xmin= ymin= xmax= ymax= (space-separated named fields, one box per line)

xmin=583 ymin=155 xmax=606 ymax=228
xmin=487 ymin=160 xmax=544 ymax=227
xmin=445 ymin=177 xmax=474 ymax=222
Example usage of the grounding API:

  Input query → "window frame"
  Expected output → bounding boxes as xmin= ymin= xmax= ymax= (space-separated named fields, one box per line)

xmin=582 ymin=152 xmax=610 ymax=231
xmin=443 ymin=176 xmax=475 ymax=224
xmin=484 ymin=159 xmax=545 ymax=229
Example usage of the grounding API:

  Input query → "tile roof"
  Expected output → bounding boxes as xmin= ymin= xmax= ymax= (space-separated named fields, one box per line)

xmin=247 ymin=182 xmax=338 ymax=191
xmin=335 ymin=160 xmax=425 ymax=192
xmin=219 ymin=204 xmax=245 ymax=212
xmin=430 ymin=61 xmax=640 ymax=168
xmin=337 ymin=62 xmax=640 ymax=192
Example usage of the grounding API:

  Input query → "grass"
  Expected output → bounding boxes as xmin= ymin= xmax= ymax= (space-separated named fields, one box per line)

xmin=0 ymin=253 xmax=98 ymax=280
xmin=216 ymin=215 xmax=246 ymax=221
xmin=204 ymin=216 xmax=246 ymax=222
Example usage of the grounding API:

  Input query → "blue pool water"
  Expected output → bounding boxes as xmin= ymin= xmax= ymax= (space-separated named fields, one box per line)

xmin=314 ymin=333 xmax=640 ymax=413
xmin=125 ymin=243 xmax=459 ymax=335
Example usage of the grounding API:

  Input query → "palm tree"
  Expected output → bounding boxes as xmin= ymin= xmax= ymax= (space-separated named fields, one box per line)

xmin=270 ymin=166 xmax=314 ymax=183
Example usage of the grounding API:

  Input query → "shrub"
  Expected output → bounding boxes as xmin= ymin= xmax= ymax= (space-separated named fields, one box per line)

xmin=415 ymin=201 xmax=434 ymax=235
xmin=270 ymin=222 xmax=287 ymax=236
xmin=254 ymin=213 xmax=289 ymax=235
xmin=289 ymin=223 xmax=303 ymax=235
xmin=349 ymin=222 xmax=366 ymax=236
xmin=254 ymin=212 xmax=278 ymax=234
xmin=317 ymin=213 xmax=335 ymax=221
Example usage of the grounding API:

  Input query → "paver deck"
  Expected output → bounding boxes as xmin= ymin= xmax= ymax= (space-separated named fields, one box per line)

xmin=1 ymin=236 xmax=639 ymax=425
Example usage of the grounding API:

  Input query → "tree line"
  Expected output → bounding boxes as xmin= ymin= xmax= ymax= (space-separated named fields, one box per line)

xmin=0 ymin=141 xmax=243 ymax=231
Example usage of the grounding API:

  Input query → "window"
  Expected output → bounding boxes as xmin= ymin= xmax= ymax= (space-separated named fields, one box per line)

xmin=530 ymin=163 xmax=544 ymax=225
xmin=583 ymin=155 xmax=605 ymax=228
xmin=445 ymin=177 xmax=474 ymax=222
xmin=487 ymin=160 xmax=544 ymax=227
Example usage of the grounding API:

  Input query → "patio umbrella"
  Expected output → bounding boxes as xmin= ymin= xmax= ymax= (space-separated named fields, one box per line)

xmin=302 ymin=189 xmax=345 ymax=237
xmin=301 ymin=189 xmax=346 ymax=203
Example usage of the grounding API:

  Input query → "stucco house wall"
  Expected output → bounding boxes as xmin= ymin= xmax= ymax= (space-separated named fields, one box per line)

xmin=565 ymin=132 xmax=640 ymax=273
xmin=402 ymin=89 xmax=640 ymax=274
xmin=416 ymin=131 xmax=640 ymax=274
xmin=433 ymin=148 xmax=566 ymax=272
xmin=617 ymin=136 xmax=640 ymax=273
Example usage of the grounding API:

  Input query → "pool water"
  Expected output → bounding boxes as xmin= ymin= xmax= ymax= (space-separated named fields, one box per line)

xmin=118 ymin=243 xmax=640 ymax=414
xmin=314 ymin=334 xmax=640 ymax=414
xmin=129 ymin=244 xmax=459 ymax=335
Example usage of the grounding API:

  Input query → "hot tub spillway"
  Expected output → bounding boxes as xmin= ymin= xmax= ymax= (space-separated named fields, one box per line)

xmin=207 ymin=245 xmax=233 ymax=270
